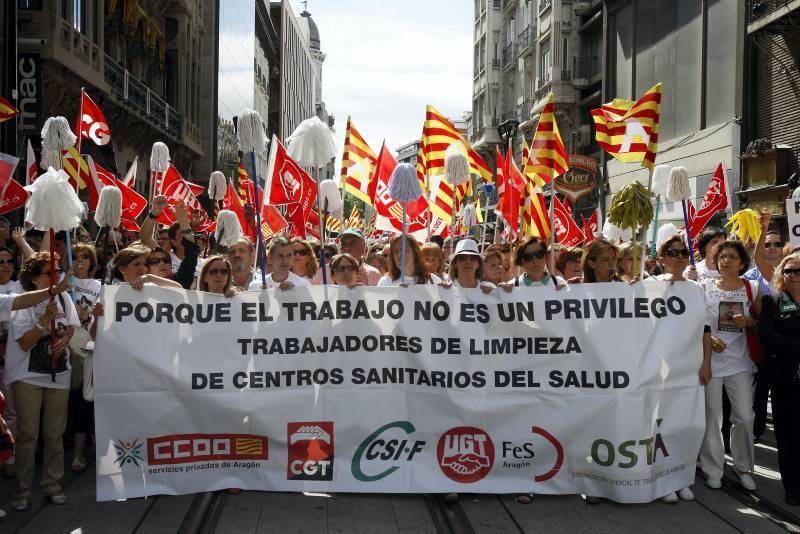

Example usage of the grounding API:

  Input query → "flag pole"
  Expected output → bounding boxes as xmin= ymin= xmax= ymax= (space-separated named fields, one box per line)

xmin=549 ymin=185 xmax=556 ymax=275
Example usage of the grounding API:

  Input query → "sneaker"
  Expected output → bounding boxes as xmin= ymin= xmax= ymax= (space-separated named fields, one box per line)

xmin=11 ymin=498 xmax=29 ymax=511
xmin=583 ymin=495 xmax=602 ymax=505
xmin=678 ymin=487 xmax=695 ymax=501
xmin=660 ymin=492 xmax=678 ymax=504
xmin=515 ymin=493 xmax=533 ymax=504
xmin=706 ymin=477 xmax=722 ymax=489
xmin=735 ymin=471 xmax=756 ymax=491
xmin=48 ymin=492 xmax=67 ymax=505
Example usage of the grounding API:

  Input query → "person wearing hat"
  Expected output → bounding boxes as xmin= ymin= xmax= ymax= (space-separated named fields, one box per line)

xmin=444 ymin=239 xmax=495 ymax=293
xmin=339 ymin=229 xmax=381 ymax=286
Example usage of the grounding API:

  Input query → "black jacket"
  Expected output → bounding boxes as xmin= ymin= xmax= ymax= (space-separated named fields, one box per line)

xmin=759 ymin=292 xmax=800 ymax=384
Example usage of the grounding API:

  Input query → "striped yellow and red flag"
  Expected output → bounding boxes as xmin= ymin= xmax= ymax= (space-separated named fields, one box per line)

xmin=473 ymin=197 xmax=484 ymax=224
xmin=0 ymin=96 xmax=18 ymax=123
xmin=521 ymin=182 xmax=551 ymax=238
xmin=340 ymin=117 xmax=378 ymax=205
xmin=62 ymin=147 xmax=90 ymax=189
xmin=591 ymin=83 xmax=662 ymax=170
xmin=347 ymin=205 xmax=363 ymax=230
xmin=522 ymin=138 xmax=547 ymax=187
xmin=236 ymin=161 xmax=251 ymax=203
xmin=325 ymin=214 xmax=342 ymax=233
xmin=525 ymin=93 xmax=568 ymax=183
xmin=416 ymin=105 xmax=492 ymax=224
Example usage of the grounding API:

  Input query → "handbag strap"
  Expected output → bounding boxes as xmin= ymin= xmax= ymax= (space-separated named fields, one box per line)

xmin=741 ymin=277 xmax=754 ymax=308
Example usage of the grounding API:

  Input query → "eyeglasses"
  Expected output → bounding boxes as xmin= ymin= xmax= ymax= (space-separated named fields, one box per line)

xmin=207 ymin=267 xmax=230 ymax=276
xmin=146 ymin=256 xmax=171 ymax=266
xmin=783 ymin=268 xmax=800 ymax=277
xmin=765 ymin=242 xmax=783 ymax=249
xmin=0 ymin=259 xmax=13 ymax=266
xmin=293 ymin=249 xmax=309 ymax=257
xmin=334 ymin=265 xmax=357 ymax=273
xmin=520 ymin=249 xmax=546 ymax=262
xmin=664 ymin=248 xmax=690 ymax=258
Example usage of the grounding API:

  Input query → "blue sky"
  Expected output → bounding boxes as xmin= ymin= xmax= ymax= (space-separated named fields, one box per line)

xmin=291 ymin=0 xmax=473 ymax=156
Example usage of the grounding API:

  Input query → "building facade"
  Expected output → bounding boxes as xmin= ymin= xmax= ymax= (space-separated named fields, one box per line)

xmin=9 ymin=0 xmax=208 ymax=196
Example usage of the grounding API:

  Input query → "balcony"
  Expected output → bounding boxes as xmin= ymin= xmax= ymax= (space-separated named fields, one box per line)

xmin=502 ymin=43 xmax=516 ymax=69
xmin=573 ymin=55 xmax=601 ymax=87
xmin=501 ymin=110 xmax=517 ymax=123
xmin=535 ymin=75 xmax=552 ymax=99
xmin=747 ymin=0 xmax=800 ymax=25
xmin=539 ymin=0 xmax=553 ymax=14
xmin=517 ymin=100 xmax=533 ymax=124
xmin=517 ymin=26 xmax=533 ymax=56
xmin=104 ymin=55 xmax=181 ymax=139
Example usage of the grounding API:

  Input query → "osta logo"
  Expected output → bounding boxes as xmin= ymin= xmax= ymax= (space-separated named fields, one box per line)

xmin=437 ymin=426 xmax=495 ymax=483
xmin=147 ymin=434 xmax=268 ymax=465
xmin=287 ymin=422 xmax=334 ymax=481
xmin=351 ymin=421 xmax=426 ymax=482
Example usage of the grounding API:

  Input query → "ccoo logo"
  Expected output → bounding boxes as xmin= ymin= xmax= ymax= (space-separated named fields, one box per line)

xmin=287 ymin=422 xmax=334 ymax=481
xmin=437 ymin=426 xmax=495 ymax=483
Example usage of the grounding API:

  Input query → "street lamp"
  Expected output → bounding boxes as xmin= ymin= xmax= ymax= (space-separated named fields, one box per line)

xmin=497 ymin=119 xmax=519 ymax=144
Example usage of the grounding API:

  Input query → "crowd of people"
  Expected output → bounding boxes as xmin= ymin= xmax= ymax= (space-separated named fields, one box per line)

xmin=0 ymin=199 xmax=798 ymax=516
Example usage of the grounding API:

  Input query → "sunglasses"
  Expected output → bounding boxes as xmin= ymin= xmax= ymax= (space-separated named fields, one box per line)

xmin=664 ymin=248 xmax=690 ymax=258
xmin=207 ymin=267 xmax=230 ymax=276
xmin=334 ymin=265 xmax=357 ymax=273
xmin=765 ymin=242 xmax=783 ymax=249
xmin=293 ymin=249 xmax=309 ymax=257
xmin=783 ymin=268 xmax=800 ymax=277
xmin=0 ymin=259 xmax=13 ymax=266
xmin=38 ymin=268 xmax=63 ymax=277
xmin=146 ymin=256 xmax=171 ymax=266
xmin=520 ymin=249 xmax=546 ymax=262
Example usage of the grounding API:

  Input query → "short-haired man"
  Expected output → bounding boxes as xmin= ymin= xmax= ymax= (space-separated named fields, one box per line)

xmin=339 ymin=229 xmax=381 ymax=286
xmin=226 ymin=238 xmax=257 ymax=291
xmin=248 ymin=236 xmax=310 ymax=290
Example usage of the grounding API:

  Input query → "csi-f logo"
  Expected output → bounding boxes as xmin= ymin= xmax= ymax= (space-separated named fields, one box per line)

xmin=287 ymin=422 xmax=334 ymax=481
xmin=351 ymin=421 xmax=426 ymax=482
xmin=591 ymin=419 xmax=669 ymax=469
xmin=437 ymin=427 xmax=495 ymax=483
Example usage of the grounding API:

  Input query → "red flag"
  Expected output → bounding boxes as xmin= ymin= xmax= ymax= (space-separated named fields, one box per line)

xmin=283 ymin=169 xmax=318 ymax=239
xmin=265 ymin=136 xmax=310 ymax=205
xmin=688 ymin=162 xmax=728 ymax=238
xmin=581 ymin=209 xmax=599 ymax=243
xmin=372 ymin=143 xmax=428 ymax=234
xmin=260 ymin=205 xmax=288 ymax=240
xmin=0 ymin=152 xmax=28 ymax=215
xmin=157 ymin=164 xmax=210 ymax=229
xmin=0 ymin=95 xmax=18 ymax=123
xmin=121 ymin=218 xmax=141 ymax=232
xmin=496 ymin=147 xmax=523 ymax=235
xmin=77 ymin=91 xmax=111 ymax=146
xmin=224 ymin=181 xmax=256 ymax=241
xmin=26 ymin=140 xmax=37 ymax=186
xmin=552 ymin=195 xmax=583 ymax=247
xmin=91 ymin=162 xmax=147 ymax=221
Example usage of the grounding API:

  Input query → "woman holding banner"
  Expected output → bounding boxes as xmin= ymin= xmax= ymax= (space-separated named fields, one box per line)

xmin=198 ymin=256 xmax=235 ymax=296
xmin=290 ymin=238 xmax=320 ymax=284
xmin=580 ymin=238 xmax=621 ymax=284
xmin=759 ymin=252 xmax=800 ymax=506
xmin=443 ymin=239 xmax=494 ymax=292
xmin=330 ymin=254 xmax=362 ymax=288
xmin=503 ymin=237 xmax=565 ymax=288
xmin=111 ymin=246 xmax=183 ymax=289
xmin=377 ymin=235 xmax=441 ymax=287
xmin=699 ymin=240 xmax=760 ymax=492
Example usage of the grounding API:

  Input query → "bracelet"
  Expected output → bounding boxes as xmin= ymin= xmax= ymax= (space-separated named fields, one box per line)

xmin=34 ymin=322 xmax=48 ymax=333
xmin=147 ymin=211 xmax=158 ymax=220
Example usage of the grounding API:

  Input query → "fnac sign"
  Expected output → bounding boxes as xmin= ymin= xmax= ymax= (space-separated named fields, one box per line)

xmin=147 ymin=433 xmax=268 ymax=465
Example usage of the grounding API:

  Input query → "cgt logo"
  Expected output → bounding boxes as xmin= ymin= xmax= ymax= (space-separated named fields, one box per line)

xmin=147 ymin=434 xmax=268 ymax=465
xmin=437 ymin=427 xmax=495 ymax=483
xmin=351 ymin=421 xmax=426 ymax=482
xmin=287 ymin=422 xmax=334 ymax=481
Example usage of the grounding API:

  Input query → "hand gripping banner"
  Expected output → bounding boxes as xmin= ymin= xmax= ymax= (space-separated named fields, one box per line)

xmin=95 ymin=283 xmax=705 ymax=502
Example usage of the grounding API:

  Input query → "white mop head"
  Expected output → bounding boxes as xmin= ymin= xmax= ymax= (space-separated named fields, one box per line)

xmin=665 ymin=166 xmax=691 ymax=202
xmin=462 ymin=203 xmax=477 ymax=227
xmin=237 ymin=109 xmax=267 ymax=154
xmin=95 ymin=185 xmax=123 ymax=228
xmin=215 ymin=210 xmax=243 ymax=248
xmin=24 ymin=168 xmax=84 ymax=231
xmin=388 ymin=163 xmax=422 ymax=202
xmin=601 ymin=219 xmax=632 ymax=243
xmin=319 ymin=179 xmax=343 ymax=218
xmin=208 ymin=171 xmax=227 ymax=201
xmin=150 ymin=142 xmax=171 ymax=173
xmin=40 ymin=116 xmax=77 ymax=170
xmin=656 ymin=223 xmax=680 ymax=247
xmin=651 ymin=165 xmax=671 ymax=197
xmin=444 ymin=144 xmax=471 ymax=185
xmin=286 ymin=116 xmax=338 ymax=169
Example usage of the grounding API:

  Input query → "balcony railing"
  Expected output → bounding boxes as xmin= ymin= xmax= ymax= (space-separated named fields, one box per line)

xmin=501 ymin=110 xmax=517 ymax=123
xmin=472 ymin=126 xmax=485 ymax=143
xmin=518 ymin=100 xmax=533 ymax=123
xmin=574 ymin=55 xmax=601 ymax=80
xmin=517 ymin=26 xmax=531 ymax=53
xmin=539 ymin=0 xmax=552 ymax=13
xmin=747 ymin=0 xmax=800 ymax=24
xmin=502 ymin=43 xmax=516 ymax=67
xmin=104 ymin=55 xmax=181 ymax=139
xmin=576 ymin=142 xmax=601 ymax=157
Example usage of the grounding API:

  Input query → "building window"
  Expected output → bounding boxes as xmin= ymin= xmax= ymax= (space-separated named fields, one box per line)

xmin=73 ymin=0 xmax=86 ymax=33
xmin=540 ymin=39 xmax=551 ymax=83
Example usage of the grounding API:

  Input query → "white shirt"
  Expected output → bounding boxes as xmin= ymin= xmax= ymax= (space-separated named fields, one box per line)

xmin=5 ymin=292 xmax=80 ymax=389
xmin=452 ymin=279 xmax=496 ymax=290
xmin=703 ymin=279 xmax=759 ymax=378
xmin=247 ymin=270 xmax=311 ymax=290
xmin=688 ymin=260 xmax=720 ymax=283
xmin=0 ymin=281 xmax=21 ymax=361
xmin=376 ymin=273 xmax=443 ymax=287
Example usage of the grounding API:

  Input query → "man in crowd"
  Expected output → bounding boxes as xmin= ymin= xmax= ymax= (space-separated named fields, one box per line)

xmin=339 ymin=229 xmax=381 ymax=286
xmin=226 ymin=238 xmax=257 ymax=291
xmin=248 ymin=236 xmax=309 ymax=290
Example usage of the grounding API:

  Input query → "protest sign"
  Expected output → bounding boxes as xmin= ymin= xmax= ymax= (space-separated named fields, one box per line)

xmin=95 ymin=283 xmax=705 ymax=503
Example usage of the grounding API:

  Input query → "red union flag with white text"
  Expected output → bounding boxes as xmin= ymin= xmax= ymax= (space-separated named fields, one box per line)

xmin=77 ymin=91 xmax=112 ymax=146
xmin=688 ymin=162 xmax=729 ymax=238
xmin=552 ymin=195 xmax=583 ymax=247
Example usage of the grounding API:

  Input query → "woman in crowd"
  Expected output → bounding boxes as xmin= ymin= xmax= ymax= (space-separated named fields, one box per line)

xmin=68 ymin=243 xmax=102 ymax=473
xmin=692 ymin=227 xmax=726 ymax=281
xmin=555 ymin=246 xmax=583 ymax=282
xmin=445 ymin=239 xmax=494 ymax=292
xmin=616 ymin=242 xmax=647 ymax=282
xmin=377 ymin=235 xmax=441 ymax=287
xmin=330 ymin=254 xmax=362 ymax=287
xmin=6 ymin=252 xmax=80 ymax=510
xmin=759 ymin=252 xmax=800 ymax=505
xmin=111 ymin=245 xmax=183 ymax=289
xmin=420 ymin=242 xmax=446 ymax=281
xmin=482 ymin=249 xmax=506 ymax=286
xmin=290 ymin=238 xmax=319 ymax=283
xmin=364 ymin=250 xmax=387 ymax=276
xmin=505 ymin=237 xmax=565 ymax=288
xmin=699 ymin=240 xmax=760 ymax=492
xmin=198 ymin=255 xmax=235 ymax=296
xmin=145 ymin=247 xmax=174 ymax=280
xmin=581 ymin=238 xmax=621 ymax=283
xmin=486 ymin=244 xmax=513 ymax=281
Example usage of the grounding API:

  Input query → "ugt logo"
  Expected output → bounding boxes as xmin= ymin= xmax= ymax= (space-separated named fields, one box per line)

xmin=437 ymin=427 xmax=495 ymax=483
xmin=591 ymin=418 xmax=670 ymax=468
xmin=287 ymin=422 xmax=334 ymax=481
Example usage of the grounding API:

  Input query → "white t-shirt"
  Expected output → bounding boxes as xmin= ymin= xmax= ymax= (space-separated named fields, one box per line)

xmin=688 ymin=260 xmax=720 ymax=283
xmin=5 ymin=292 xmax=80 ymax=389
xmin=73 ymin=278 xmax=101 ymax=308
xmin=247 ymin=270 xmax=311 ymax=290
xmin=0 ymin=281 xmax=21 ymax=361
xmin=452 ymin=279 xmax=496 ymax=290
xmin=376 ymin=273 xmax=443 ymax=287
xmin=703 ymin=279 xmax=759 ymax=378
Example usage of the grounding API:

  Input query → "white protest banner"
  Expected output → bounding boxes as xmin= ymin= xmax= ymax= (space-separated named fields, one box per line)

xmin=95 ymin=283 xmax=705 ymax=503
xmin=788 ymin=198 xmax=800 ymax=248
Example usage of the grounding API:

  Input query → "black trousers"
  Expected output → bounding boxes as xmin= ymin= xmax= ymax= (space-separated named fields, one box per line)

xmin=771 ymin=380 xmax=800 ymax=495
xmin=753 ymin=367 xmax=770 ymax=438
